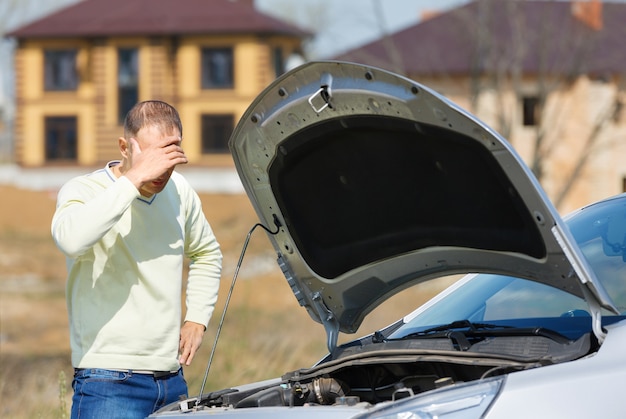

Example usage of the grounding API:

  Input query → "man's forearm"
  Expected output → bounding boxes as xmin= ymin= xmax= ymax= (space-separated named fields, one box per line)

xmin=52 ymin=176 xmax=139 ymax=257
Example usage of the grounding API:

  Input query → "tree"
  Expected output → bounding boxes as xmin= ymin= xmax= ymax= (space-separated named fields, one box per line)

xmin=464 ymin=0 xmax=625 ymax=209
xmin=257 ymin=0 xmax=402 ymax=63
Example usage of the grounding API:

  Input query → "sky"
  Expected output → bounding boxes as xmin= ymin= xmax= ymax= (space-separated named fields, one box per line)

xmin=6 ymin=0 xmax=468 ymax=52
xmin=6 ymin=0 xmax=626 ymax=100
xmin=255 ymin=0 xmax=468 ymax=58
xmin=0 ymin=0 xmax=467 ymax=110
xmin=6 ymin=0 xmax=626 ymax=60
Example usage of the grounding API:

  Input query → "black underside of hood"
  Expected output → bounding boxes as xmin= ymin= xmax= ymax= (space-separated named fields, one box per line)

xmin=228 ymin=61 xmax=615 ymax=346
xmin=270 ymin=114 xmax=544 ymax=279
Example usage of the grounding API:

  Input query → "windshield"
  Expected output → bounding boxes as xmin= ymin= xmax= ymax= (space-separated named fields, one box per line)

xmin=389 ymin=194 xmax=626 ymax=341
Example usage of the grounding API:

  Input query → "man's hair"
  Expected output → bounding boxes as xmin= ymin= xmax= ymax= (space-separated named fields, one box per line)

xmin=123 ymin=100 xmax=183 ymax=138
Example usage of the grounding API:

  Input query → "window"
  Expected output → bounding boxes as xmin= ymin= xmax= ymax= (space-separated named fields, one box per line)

xmin=118 ymin=48 xmax=139 ymax=123
xmin=44 ymin=49 xmax=78 ymax=91
xmin=273 ymin=46 xmax=284 ymax=78
xmin=201 ymin=48 xmax=234 ymax=89
xmin=45 ymin=117 xmax=77 ymax=161
xmin=522 ymin=96 xmax=540 ymax=126
xmin=201 ymin=114 xmax=234 ymax=153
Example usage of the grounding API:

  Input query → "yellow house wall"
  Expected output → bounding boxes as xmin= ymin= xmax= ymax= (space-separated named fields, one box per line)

xmin=405 ymin=73 xmax=626 ymax=212
xmin=98 ymin=37 xmax=172 ymax=129
xmin=13 ymin=33 xmax=626 ymax=208
xmin=175 ymin=35 xmax=297 ymax=162
xmin=20 ymin=105 xmax=96 ymax=166
xmin=14 ymin=33 xmax=301 ymax=167
xmin=17 ymin=40 xmax=98 ymax=165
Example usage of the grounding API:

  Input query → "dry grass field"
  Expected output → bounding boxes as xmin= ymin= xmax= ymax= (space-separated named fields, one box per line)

xmin=0 ymin=184 xmax=448 ymax=418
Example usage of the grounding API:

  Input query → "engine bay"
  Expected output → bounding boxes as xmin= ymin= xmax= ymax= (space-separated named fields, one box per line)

xmin=195 ymin=333 xmax=593 ymax=409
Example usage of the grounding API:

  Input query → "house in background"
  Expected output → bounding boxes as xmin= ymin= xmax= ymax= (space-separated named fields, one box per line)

xmin=0 ymin=60 xmax=11 ymax=163
xmin=7 ymin=0 xmax=307 ymax=168
xmin=335 ymin=0 xmax=626 ymax=213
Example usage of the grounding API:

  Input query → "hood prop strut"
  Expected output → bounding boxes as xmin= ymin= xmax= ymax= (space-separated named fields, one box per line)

xmin=192 ymin=221 xmax=280 ymax=410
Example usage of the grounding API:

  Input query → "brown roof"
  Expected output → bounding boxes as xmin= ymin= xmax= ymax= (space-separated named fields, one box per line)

xmin=335 ymin=0 xmax=626 ymax=77
xmin=7 ymin=0 xmax=308 ymax=39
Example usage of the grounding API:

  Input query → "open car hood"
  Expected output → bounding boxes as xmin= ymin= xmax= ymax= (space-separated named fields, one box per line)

xmin=228 ymin=61 xmax=617 ymax=350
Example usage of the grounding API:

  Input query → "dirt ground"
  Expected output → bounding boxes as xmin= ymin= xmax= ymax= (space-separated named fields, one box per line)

xmin=0 ymin=183 xmax=273 ymax=353
xmin=0 ymin=184 xmax=271 ymax=417
xmin=0 ymin=184 xmax=448 ymax=418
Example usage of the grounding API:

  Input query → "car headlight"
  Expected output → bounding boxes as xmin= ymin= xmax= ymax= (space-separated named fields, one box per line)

xmin=359 ymin=376 xmax=504 ymax=419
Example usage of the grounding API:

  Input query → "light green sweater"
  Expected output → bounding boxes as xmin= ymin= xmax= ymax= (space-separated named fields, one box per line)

xmin=51 ymin=162 xmax=222 ymax=371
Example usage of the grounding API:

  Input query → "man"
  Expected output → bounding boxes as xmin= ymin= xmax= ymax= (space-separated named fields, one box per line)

xmin=51 ymin=100 xmax=223 ymax=418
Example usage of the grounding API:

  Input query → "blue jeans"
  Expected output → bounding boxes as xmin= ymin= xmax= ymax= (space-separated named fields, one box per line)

xmin=71 ymin=368 xmax=188 ymax=419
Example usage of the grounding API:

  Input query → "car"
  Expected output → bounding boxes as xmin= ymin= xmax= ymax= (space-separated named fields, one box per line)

xmin=150 ymin=61 xmax=626 ymax=418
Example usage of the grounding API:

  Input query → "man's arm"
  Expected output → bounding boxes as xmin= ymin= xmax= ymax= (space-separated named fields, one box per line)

xmin=123 ymin=137 xmax=187 ymax=191
xmin=181 ymin=186 xmax=223 ymax=366
xmin=51 ymin=176 xmax=140 ymax=258
xmin=179 ymin=321 xmax=205 ymax=366
xmin=52 ymin=136 xmax=187 ymax=258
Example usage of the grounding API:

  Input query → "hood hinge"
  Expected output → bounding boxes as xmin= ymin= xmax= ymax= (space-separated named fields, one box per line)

xmin=552 ymin=224 xmax=619 ymax=344
xmin=310 ymin=291 xmax=340 ymax=352
xmin=278 ymin=253 xmax=340 ymax=351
